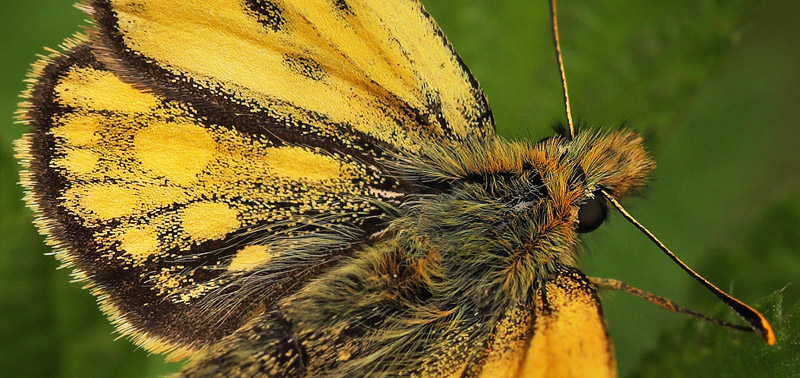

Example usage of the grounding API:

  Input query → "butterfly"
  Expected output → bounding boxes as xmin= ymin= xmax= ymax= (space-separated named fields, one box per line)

xmin=15 ymin=0 xmax=774 ymax=377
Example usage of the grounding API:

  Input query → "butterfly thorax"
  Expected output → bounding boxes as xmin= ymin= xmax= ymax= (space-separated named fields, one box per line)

xmin=384 ymin=129 xmax=654 ymax=308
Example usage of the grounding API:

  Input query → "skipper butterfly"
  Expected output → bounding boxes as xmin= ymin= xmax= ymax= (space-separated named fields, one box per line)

xmin=15 ymin=0 xmax=775 ymax=376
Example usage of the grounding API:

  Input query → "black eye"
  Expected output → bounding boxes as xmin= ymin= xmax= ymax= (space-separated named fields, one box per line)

xmin=576 ymin=193 xmax=607 ymax=233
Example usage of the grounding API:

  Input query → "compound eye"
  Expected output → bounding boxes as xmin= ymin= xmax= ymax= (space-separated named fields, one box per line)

xmin=577 ymin=193 xmax=608 ymax=233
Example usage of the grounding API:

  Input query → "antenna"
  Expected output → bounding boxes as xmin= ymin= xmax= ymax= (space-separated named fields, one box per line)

xmin=549 ymin=0 xmax=575 ymax=139
xmin=600 ymin=189 xmax=776 ymax=345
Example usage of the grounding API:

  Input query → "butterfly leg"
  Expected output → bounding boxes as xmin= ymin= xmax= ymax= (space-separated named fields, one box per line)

xmin=589 ymin=277 xmax=752 ymax=332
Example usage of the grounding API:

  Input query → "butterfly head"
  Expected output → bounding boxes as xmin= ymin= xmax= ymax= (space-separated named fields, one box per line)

xmin=540 ymin=128 xmax=655 ymax=235
xmin=533 ymin=128 xmax=653 ymax=229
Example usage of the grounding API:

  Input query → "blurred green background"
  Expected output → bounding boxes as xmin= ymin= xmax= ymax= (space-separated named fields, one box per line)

xmin=1 ymin=0 xmax=798 ymax=377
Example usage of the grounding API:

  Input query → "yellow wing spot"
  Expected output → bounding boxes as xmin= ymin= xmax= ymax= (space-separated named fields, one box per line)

xmin=55 ymin=67 xmax=159 ymax=112
xmin=154 ymin=266 xmax=187 ymax=296
xmin=53 ymin=148 xmax=99 ymax=175
xmin=51 ymin=114 xmax=102 ymax=146
xmin=228 ymin=245 xmax=275 ymax=272
xmin=182 ymin=202 xmax=240 ymax=242
xmin=264 ymin=146 xmax=350 ymax=181
xmin=120 ymin=225 xmax=160 ymax=264
xmin=65 ymin=182 xmax=190 ymax=223
xmin=74 ymin=184 xmax=141 ymax=220
xmin=179 ymin=282 xmax=218 ymax=303
xmin=134 ymin=121 xmax=217 ymax=185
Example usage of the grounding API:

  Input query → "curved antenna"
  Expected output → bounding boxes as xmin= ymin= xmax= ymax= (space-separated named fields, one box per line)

xmin=600 ymin=189 xmax=776 ymax=345
xmin=549 ymin=0 xmax=575 ymax=139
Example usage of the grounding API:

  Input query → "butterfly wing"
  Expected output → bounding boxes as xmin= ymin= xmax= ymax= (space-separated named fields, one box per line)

xmin=15 ymin=41 xmax=351 ymax=356
xmin=519 ymin=268 xmax=616 ymax=378
xmin=11 ymin=40 xmax=391 ymax=359
xmin=19 ymin=0 xmax=494 ymax=359
xmin=87 ymin=0 xmax=494 ymax=154
xmin=453 ymin=267 xmax=617 ymax=378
